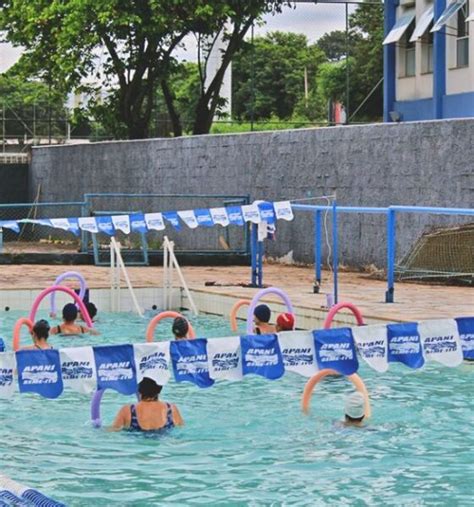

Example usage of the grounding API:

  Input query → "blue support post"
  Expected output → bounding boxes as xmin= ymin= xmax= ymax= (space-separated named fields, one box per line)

xmin=385 ymin=208 xmax=396 ymax=303
xmin=332 ymin=201 xmax=338 ymax=305
xmin=383 ymin=0 xmax=397 ymax=122
xmin=433 ymin=0 xmax=447 ymax=119
xmin=257 ymin=239 xmax=264 ymax=288
xmin=250 ymin=224 xmax=257 ymax=286
xmin=0 ymin=228 xmax=3 ymax=254
xmin=314 ymin=210 xmax=322 ymax=292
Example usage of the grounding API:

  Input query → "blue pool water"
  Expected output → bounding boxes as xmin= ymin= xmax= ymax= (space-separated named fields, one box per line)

xmin=0 ymin=310 xmax=473 ymax=506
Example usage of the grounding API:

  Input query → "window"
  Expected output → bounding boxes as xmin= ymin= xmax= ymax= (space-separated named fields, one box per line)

xmin=405 ymin=21 xmax=416 ymax=76
xmin=422 ymin=22 xmax=434 ymax=73
xmin=456 ymin=4 xmax=469 ymax=67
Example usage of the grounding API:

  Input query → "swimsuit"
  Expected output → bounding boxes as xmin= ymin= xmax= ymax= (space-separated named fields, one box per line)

xmin=129 ymin=403 xmax=174 ymax=432
xmin=55 ymin=324 xmax=86 ymax=334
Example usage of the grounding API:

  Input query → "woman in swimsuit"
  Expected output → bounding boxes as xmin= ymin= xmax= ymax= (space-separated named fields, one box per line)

xmin=22 ymin=319 xmax=53 ymax=350
xmin=111 ymin=377 xmax=184 ymax=432
xmin=50 ymin=303 xmax=99 ymax=336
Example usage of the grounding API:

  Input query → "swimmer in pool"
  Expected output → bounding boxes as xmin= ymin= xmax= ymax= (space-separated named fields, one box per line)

xmin=253 ymin=304 xmax=276 ymax=335
xmin=172 ymin=317 xmax=189 ymax=340
xmin=275 ymin=312 xmax=295 ymax=332
xmin=111 ymin=377 xmax=184 ymax=432
xmin=22 ymin=319 xmax=53 ymax=350
xmin=50 ymin=303 xmax=99 ymax=336
xmin=79 ymin=301 xmax=98 ymax=323
xmin=343 ymin=392 xmax=366 ymax=427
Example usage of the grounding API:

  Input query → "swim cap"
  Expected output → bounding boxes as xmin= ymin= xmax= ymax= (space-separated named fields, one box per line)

xmin=138 ymin=377 xmax=162 ymax=398
xmin=33 ymin=319 xmax=50 ymax=339
xmin=344 ymin=392 xmax=365 ymax=419
xmin=62 ymin=303 xmax=78 ymax=322
xmin=84 ymin=302 xmax=97 ymax=319
xmin=172 ymin=317 xmax=189 ymax=338
xmin=276 ymin=313 xmax=295 ymax=331
xmin=254 ymin=304 xmax=271 ymax=323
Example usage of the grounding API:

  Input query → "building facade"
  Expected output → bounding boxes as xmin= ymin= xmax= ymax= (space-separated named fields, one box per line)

xmin=383 ymin=0 xmax=474 ymax=121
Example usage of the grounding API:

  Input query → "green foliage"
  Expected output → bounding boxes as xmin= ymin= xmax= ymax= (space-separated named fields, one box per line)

xmin=232 ymin=31 xmax=327 ymax=122
xmin=317 ymin=30 xmax=360 ymax=62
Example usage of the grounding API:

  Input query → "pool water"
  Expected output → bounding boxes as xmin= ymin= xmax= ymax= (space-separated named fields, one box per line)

xmin=0 ymin=310 xmax=473 ymax=506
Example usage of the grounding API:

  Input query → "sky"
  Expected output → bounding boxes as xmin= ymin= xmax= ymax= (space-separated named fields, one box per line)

xmin=0 ymin=3 xmax=349 ymax=73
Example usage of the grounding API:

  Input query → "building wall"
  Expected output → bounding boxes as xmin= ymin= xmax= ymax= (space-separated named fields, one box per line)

xmin=0 ymin=163 xmax=29 ymax=203
xmin=29 ymin=120 xmax=474 ymax=267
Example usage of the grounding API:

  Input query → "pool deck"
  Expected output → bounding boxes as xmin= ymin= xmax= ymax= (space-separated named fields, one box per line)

xmin=0 ymin=264 xmax=472 ymax=324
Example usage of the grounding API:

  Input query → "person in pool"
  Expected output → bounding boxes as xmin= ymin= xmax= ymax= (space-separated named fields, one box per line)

xmin=172 ymin=317 xmax=189 ymax=340
xmin=111 ymin=377 xmax=184 ymax=432
xmin=50 ymin=303 xmax=99 ymax=336
xmin=343 ymin=392 xmax=366 ymax=427
xmin=253 ymin=304 xmax=276 ymax=335
xmin=22 ymin=319 xmax=53 ymax=350
xmin=79 ymin=301 xmax=98 ymax=323
xmin=275 ymin=312 xmax=295 ymax=332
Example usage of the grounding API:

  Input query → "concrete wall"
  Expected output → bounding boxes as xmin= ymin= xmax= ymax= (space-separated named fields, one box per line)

xmin=0 ymin=163 xmax=29 ymax=203
xmin=30 ymin=119 xmax=474 ymax=267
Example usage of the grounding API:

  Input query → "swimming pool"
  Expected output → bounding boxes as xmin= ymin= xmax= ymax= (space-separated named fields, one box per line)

xmin=1 ymin=310 xmax=473 ymax=505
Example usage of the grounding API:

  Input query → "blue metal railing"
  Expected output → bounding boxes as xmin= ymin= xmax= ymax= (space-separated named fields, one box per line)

xmin=291 ymin=203 xmax=474 ymax=303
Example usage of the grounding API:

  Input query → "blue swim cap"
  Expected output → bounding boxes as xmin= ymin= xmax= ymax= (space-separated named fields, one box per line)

xmin=0 ymin=337 xmax=5 ymax=352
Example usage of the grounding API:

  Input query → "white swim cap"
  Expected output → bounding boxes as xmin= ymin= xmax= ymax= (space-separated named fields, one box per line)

xmin=344 ymin=391 xmax=365 ymax=419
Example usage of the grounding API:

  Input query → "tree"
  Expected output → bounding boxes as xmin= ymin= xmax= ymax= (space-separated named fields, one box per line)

xmin=317 ymin=30 xmax=359 ymax=62
xmin=232 ymin=31 xmax=326 ymax=122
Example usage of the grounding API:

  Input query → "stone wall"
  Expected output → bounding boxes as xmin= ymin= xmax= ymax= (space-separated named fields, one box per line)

xmin=30 ymin=119 xmax=474 ymax=267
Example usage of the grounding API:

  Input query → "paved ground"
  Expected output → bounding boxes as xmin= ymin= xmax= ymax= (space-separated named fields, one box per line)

xmin=0 ymin=264 xmax=472 ymax=323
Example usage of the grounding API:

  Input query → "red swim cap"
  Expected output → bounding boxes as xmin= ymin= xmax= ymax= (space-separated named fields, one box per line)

xmin=276 ymin=313 xmax=295 ymax=331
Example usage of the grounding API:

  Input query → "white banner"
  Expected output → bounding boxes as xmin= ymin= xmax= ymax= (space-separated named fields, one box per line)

xmin=209 ymin=207 xmax=230 ymax=227
xmin=78 ymin=217 xmax=99 ymax=233
xmin=207 ymin=336 xmax=243 ymax=381
xmin=133 ymin=342 xmax=171 ymax=385
xmin=273 ymin=201 xmax=294 ymax=221
xmin=111 ymin=215 xmax=131 ymax=234
xmin=352 ymin=324 xmax=389 ymax=373
xmin=419 ymin=319 xmax=463 ymax=367
xmin=241 ymin=203 xmax=261 ymax=224
xmin=278 ymin=331 xmax=318 ymax=377
xmin=178 ymin=210 xmax=199 ymax=229
xmin=144 ymin=212 xmax=165 ymax=231
xmin=60 ymin=346 xmax=97 ymax=394
xmin=0 ymin=352 xmax=16 ymax=398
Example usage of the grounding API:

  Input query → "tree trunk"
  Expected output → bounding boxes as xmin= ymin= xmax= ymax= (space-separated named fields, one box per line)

xmin=161 ymin=80 xmax=183 ymax=137
xmin=192 ymin=102 xmax=214 ymax=135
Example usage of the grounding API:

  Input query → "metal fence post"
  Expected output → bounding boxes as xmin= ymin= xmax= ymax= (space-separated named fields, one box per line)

xmin=314 ymin=210 xmax=322 ymax=292
xmin=332 ymin=201 xmax=338 ymax=305
xmin=385 ymin=208 xmax=396 ymax=303
xmin=250 ymin=223 xmax=257 ymax=286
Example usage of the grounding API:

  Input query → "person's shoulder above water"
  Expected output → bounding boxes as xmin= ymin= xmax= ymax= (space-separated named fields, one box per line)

xmin=22 ymin=319 xmax=53 ymax=350
xmin=50 ymin=303 xmax=100 ymax=336
xmin=253 ymin=304 xmax=277 ymax=334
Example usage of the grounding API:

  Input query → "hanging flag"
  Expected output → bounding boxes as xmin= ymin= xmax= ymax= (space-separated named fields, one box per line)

xmin=418 ymin=319 xmax=463 ymax=367
xmin=209 ymin=207 xmax=230 ymax=227
xmin=49 ymin=218 xmax=80 ymax=236
xmin=352 ymin=324 xmax=388 ymax=373
xmin=133 ymin=342 xmax=171 ymax=386
xmin=387 ymin=322 xmax=424 ymax=369
xmin=22 ymin=218 xmax=52 ymax=227
xmin=0 ymin=352 xmax=16 ymax=398
xmin=16 ymin=350 xmax=64 ymax=399
xmin=162 ymin=211 xmax=182 ymax=231
xmin=227 ymin=206 xmax=245 ymax=226
xmin=241 ymin=334 xmax=284 ymax=380
xmin=257 ymin=202 xmax=276 ymax=225
xmin=177 ymin=210 xmax=199 ymax=229
xmin=0 ymin=221 xmax=20 ymax=233
xmin=170 ymin=338 xmax=214 ymax=388
xmin=278 ymin=331 xmax=318 ymax=377
xmin=78 ymin=217 xmax=99 ymax=233
xmin=93 ymin=344 xmax=137 ymax=395
xmin=273 ymin=201 xmax=294 ymax=221
xmin=130 ymin=213 xmax=148 ymax=234
xmin=313 ymin=328 xmax=359 ymax=375
xmin=207 ymin=336 xmax=243 ymax=381
xmin=60 ymin=346 xmax=97 ymax=394
xmin=456 ymin=317 xmax=474 ymax=360
xmin=194 ymin=209 xmax=214 ymax=227
xmin=144 ymin=212 xmax=165 ymax=231
xmin=97 ymin=216 xmax=115 ymax=236
xmin=111 ymin=215 xmax=131 ymax=235
xmin=241 ymin=203 xmax=261 ymax=224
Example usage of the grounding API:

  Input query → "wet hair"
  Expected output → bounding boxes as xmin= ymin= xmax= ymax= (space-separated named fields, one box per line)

xmin=33 ymin=319 xmax=50 ymax=340
xmin=254 ymin=304 xmax=271 ymax=323
xmin=62 ymin=303 xmax=78 ymax=322
xmin=85 ymin=302 xmax=97 ymax=320
xmin=172 ymin=317 xmax=189 ymax=338
xmin=138 ymin=377 xmax=162 ymax=400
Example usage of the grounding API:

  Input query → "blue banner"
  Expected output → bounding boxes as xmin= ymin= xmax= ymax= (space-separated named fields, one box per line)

xmin=240 ymin=334 xmax=284 ymax=379
xmin=227 ymin=206 xmax=245 ymax=226
xmin=130 ymin=213 xmax=148 ymax=234
xmin=16 ymin=350 xmax=64 ymax=399
xmin=170 ymin=339 xmax=214 ymax=388
xmin=387 ymin=322 xmax=424 ymax=368
xmin=194 ymin=209 xmax=214 ymax=227
xmin=313 ymin=328 xmax=359 ymax=375
xmin=456 ymin=317 xmax=474 ymax=360
xmin=93 ymin=345 xmax=137 ymax=395
xmin=0 ymin=220 xmax=20 ymax=233
xmin=258 ymin=202 xmax=276 ymax=225
xmin=97 ymin=216 xmax=115 ymax=236
xmin=163 ymin=211 xmax=182 ymax=231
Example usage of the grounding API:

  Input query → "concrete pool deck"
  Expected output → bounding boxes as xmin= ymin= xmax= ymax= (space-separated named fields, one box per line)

xmin=0 ymin=264 xmax=471 ymax=325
